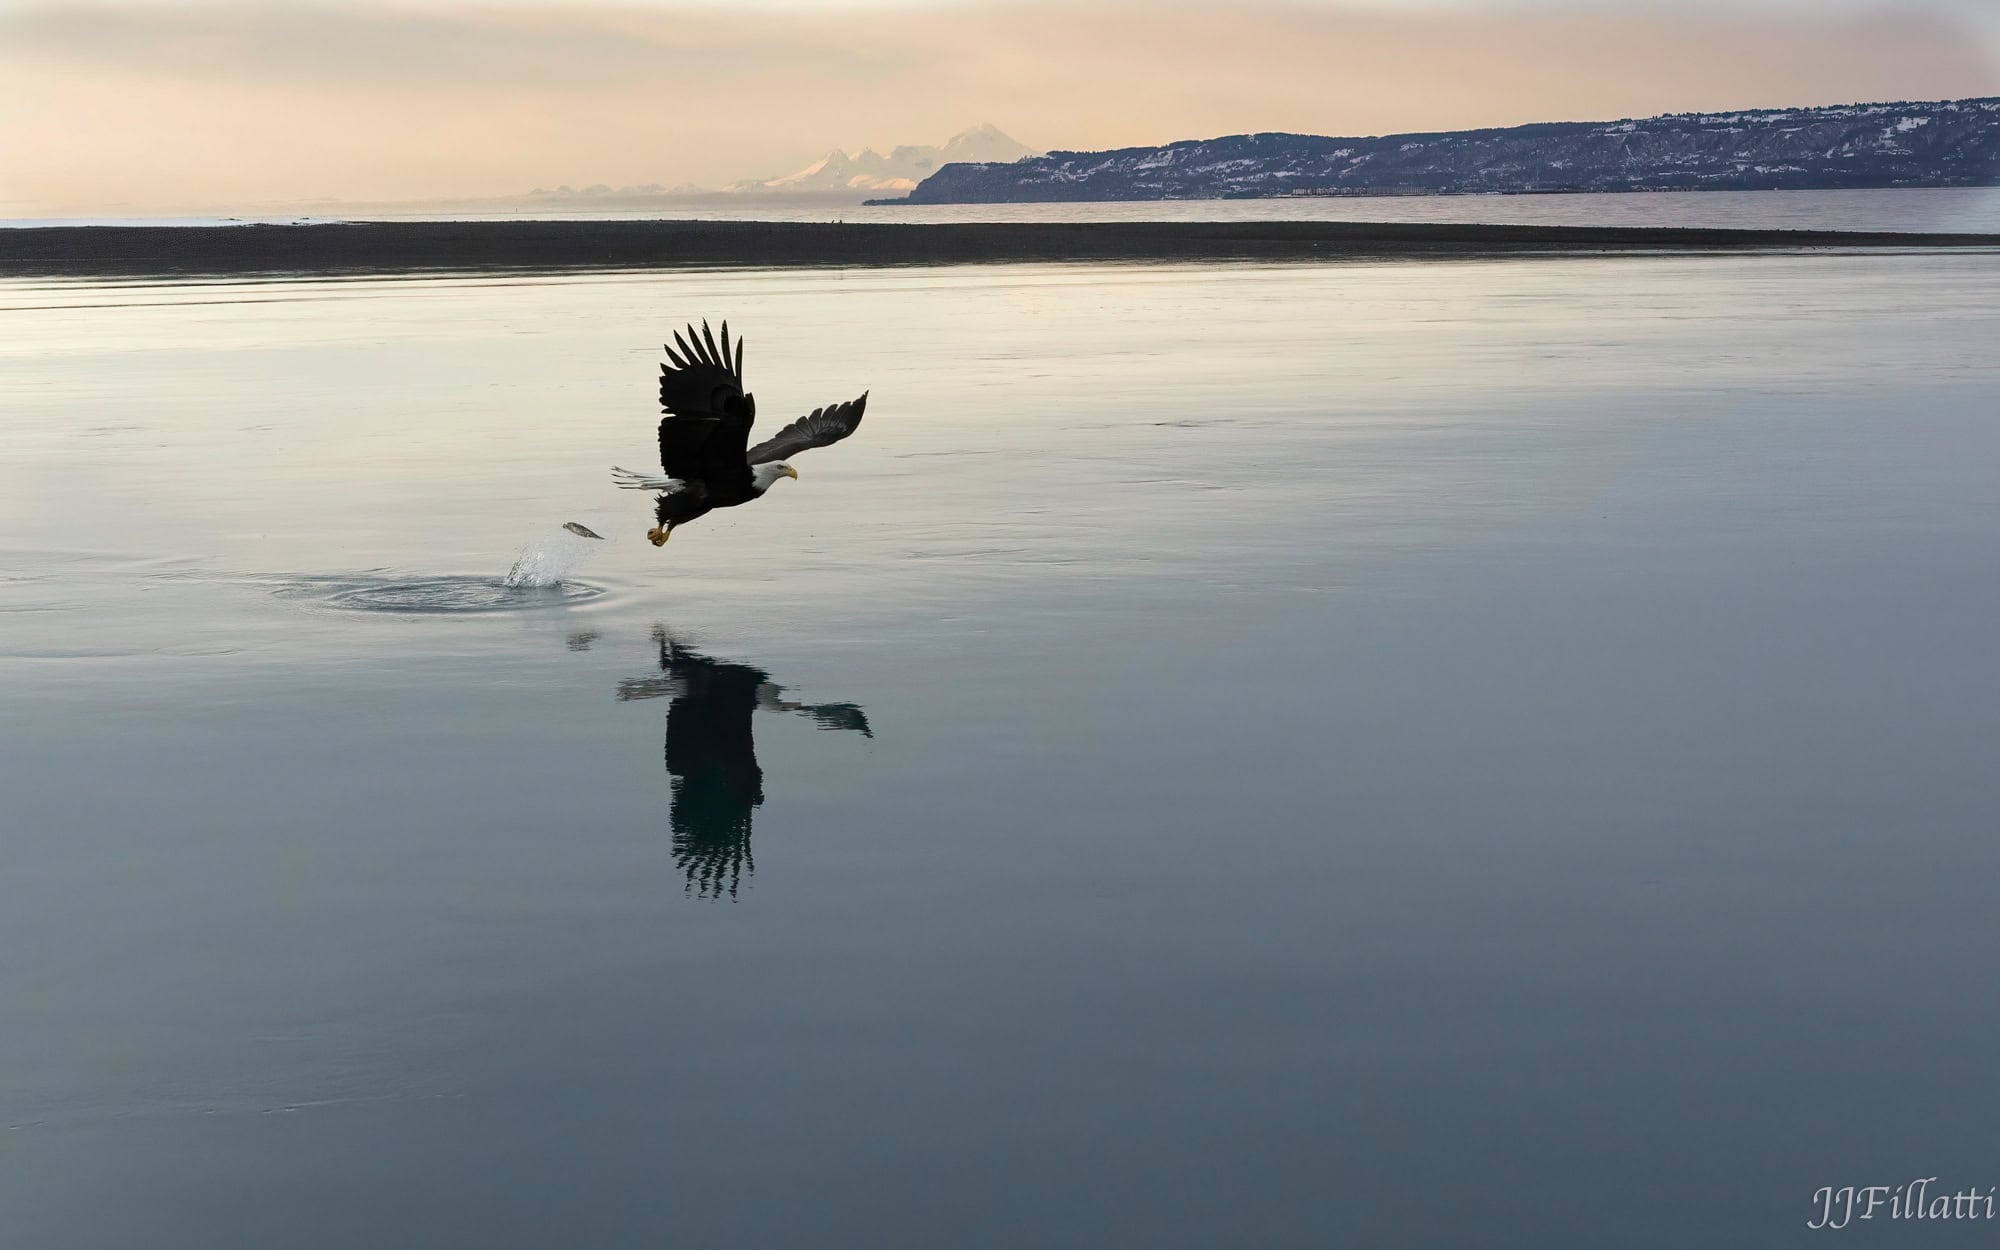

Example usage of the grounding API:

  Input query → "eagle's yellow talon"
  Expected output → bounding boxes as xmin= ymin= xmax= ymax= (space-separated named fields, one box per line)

xmin=647 ymin=527 xmax=670 ymax=546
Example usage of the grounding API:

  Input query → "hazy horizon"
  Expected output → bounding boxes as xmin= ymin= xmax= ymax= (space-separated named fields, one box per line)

xmin=4 ymin=0 xmax=1996 ymax=217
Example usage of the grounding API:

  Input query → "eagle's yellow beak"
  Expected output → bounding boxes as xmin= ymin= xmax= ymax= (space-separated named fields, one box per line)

xmin=783 ymin=466 xmax=800 ymax=480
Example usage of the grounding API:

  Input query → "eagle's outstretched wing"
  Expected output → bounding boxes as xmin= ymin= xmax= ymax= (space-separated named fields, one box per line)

xmin=657 ymin=320 xmax=754 ymax=482
xmin=798 ymin=702 xmax=872 ymax=737
xmin=746 ymin=393 xmax=868 ymax=465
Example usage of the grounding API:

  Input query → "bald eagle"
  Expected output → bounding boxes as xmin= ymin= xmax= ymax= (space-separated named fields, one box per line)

xmin=611 ymin=320 xmax=868 ymax=545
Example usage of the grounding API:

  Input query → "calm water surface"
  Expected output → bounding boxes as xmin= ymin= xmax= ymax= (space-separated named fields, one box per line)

xmin=10 ymin=185 xmax=2000 ymax=232
xmin=4 ymin=255 xmax=1999 ymax=1248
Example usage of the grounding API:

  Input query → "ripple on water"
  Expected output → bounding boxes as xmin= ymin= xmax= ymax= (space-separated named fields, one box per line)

xmin=293 ymin=576 xmax=605 ymax=614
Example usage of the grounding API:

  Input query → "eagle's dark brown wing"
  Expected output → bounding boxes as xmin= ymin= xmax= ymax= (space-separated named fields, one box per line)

xmin=657 ymin=320 xmax=754 ymax=483
xmin=745 ymin=393 xmax=867 ymax=465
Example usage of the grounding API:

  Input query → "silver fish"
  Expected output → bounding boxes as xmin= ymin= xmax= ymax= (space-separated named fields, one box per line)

xmin=563 ymin=522 xmax=605 ymax=540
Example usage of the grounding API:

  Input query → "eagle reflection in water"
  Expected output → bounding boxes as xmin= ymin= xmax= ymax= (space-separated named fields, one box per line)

xmin=617 ymin=626 xmax=871 ymax=898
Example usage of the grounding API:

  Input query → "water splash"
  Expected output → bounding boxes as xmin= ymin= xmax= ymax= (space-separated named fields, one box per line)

xmin=273 ymin=523 xmax=609 ymax=614
xmin=504 ymin=525 xmax=604 ymax=589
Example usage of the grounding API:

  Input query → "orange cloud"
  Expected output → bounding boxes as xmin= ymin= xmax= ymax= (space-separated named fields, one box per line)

xmin=2 ymin=1 xmax=1994 ymax=213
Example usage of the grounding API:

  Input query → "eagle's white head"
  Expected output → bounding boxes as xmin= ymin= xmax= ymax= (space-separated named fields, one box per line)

xmin=751 ymin=462 xmax=799 ymax=494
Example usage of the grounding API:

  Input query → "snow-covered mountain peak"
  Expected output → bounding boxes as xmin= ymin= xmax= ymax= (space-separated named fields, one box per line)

xmin=732 ymin=126 xmax=1037 ymax=194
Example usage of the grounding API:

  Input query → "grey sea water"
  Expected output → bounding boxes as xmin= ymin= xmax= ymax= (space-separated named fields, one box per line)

xmin=4 ymin=249 xmax=1999 ymax=1248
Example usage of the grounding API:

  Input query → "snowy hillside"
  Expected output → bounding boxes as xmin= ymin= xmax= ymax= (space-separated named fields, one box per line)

xmin=888 ymin=100 xmax=2000 ymax=203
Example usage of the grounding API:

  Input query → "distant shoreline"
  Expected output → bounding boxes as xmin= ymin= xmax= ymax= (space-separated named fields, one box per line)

xmin=3 ymin=220 xmax=1997 ymax=277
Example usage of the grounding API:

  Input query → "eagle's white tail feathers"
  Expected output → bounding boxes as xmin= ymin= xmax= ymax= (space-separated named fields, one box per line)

xmin=611 ymin=467 xmax=685 ymax=492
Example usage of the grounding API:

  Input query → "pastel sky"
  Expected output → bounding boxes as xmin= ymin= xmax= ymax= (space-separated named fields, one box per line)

xmin=2 ymin=0 xmax=1995 ymax=214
